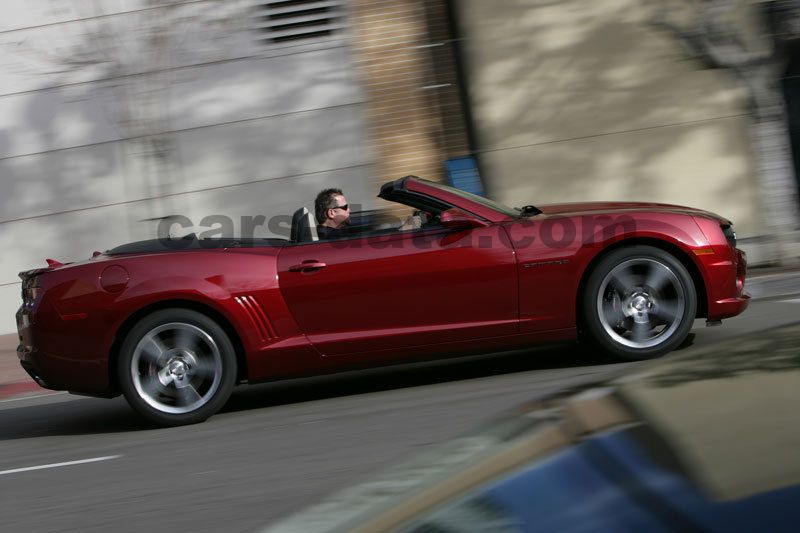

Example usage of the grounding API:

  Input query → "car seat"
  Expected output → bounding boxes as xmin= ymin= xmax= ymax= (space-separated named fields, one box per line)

xmin=290 ymin=207 xmax=319 ymax=243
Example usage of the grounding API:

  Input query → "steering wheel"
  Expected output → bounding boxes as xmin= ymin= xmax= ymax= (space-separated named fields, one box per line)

xmin=413 ymin=210 xmax=443 ymax=228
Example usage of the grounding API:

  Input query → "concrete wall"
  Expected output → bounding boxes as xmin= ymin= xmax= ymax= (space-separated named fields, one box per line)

xmin=455 ymin=0 xmax=765 ymax=237
xmin=0 ymin=1 xmax=374 ymax=333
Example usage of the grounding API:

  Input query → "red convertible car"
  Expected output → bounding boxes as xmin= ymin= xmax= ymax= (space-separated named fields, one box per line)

xmin=16 ymin=176 xmax=748 ymax=425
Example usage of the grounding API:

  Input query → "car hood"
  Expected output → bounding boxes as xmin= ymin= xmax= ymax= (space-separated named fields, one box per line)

xmin=536 ymin=201 xmax=731 ymax=224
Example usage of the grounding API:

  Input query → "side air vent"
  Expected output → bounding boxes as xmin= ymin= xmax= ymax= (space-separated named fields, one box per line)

xmin=235 ymin=295 xmax=277 ymax=341
xmin=257 ymin=0 xmax=346 ymax=44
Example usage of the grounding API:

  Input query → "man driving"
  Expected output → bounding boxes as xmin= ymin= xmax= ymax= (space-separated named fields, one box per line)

xmin=315 ymin=188 xmax=351 ymax=240
xmin=315 ymin=187 xmax=423 ymax=240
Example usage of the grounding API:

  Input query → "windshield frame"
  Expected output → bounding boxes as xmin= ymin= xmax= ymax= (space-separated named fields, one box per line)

xmin=404 ymin=177 xmax=524 ymax=220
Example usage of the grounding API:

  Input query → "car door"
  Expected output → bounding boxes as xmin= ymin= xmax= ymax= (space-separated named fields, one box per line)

xmin=276 ymin=225 xmax=518 ymax=356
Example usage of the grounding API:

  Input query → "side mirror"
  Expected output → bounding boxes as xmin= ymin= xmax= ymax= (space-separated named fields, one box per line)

xmin=439 ymin=208 xmax=489 ymax=230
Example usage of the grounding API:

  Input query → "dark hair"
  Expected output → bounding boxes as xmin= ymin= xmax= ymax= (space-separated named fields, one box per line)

xmin=315 ymin=188 xmax=343 ymax=223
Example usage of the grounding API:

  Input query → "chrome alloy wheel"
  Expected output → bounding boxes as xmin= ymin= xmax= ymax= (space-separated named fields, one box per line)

xmin=596 ymin=258 xmax=686 ymax=349
xmin=130 ymin=322 xmax=223 ymax=415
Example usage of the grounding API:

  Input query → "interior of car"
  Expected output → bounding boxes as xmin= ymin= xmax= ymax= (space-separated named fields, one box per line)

xmin=289 ymin=191 xmax=450 ymax=244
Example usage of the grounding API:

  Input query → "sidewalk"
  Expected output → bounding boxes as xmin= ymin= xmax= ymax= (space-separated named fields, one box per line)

xmin=2 ymin=269 xmax=799 ymax=401
xmin=0 ymin=332 xmax=43 ymax=400
xmin=744 ymin=267 xmax=800 ymax=299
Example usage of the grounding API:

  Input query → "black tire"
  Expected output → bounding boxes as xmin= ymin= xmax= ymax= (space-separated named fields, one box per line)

xmin=582 ymin=245 xmax=697 ymax=361
xmin=117 ymin=308 xmax=237 ymax=426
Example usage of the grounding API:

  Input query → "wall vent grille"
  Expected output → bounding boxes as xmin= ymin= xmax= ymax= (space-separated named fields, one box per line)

xmin=257 ymin=0 xmax=345 ymax=44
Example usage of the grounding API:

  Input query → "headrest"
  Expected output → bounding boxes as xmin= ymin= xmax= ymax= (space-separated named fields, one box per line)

xmin=291 ymin=207 xmax=319 ymax=243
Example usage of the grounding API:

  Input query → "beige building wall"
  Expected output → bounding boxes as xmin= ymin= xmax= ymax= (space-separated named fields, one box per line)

xmin=455 ymin=0 xmax=765 ymax=237
xmin=0 ymin=1 xmax=374 ymax=334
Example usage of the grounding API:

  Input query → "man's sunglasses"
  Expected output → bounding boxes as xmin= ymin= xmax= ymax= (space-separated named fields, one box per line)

xmin=332 ymin=204 xmax=349 ymax=211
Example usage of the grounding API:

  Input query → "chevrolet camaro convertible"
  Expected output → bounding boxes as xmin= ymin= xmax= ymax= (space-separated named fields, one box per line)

xmin=16 ymin=176 xmax=748 ymax=425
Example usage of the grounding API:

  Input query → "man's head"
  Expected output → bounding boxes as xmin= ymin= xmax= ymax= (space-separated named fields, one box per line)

xmin=315 ymin=188 xmax=350 ymax=228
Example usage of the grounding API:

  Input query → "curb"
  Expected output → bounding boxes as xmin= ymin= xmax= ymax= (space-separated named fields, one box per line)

xmin=0 ymin=380 xmax=53 ymax=401
xmin=747 ymin=266 xmax=800 ymax=278
xmin=744 ymin=271 xmax=800 ymax=300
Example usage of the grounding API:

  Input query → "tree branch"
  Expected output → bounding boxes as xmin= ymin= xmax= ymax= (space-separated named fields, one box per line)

xmin=649 ymin=0 xmax=774 ymax=70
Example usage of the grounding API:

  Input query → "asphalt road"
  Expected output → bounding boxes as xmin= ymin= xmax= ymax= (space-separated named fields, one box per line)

xmin=1 ymin=297 xmax=798 ymax=533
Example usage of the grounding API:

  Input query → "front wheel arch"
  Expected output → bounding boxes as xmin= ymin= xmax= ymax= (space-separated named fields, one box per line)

xmin=109 ymin=299 xmax=248 ymax=395
xmin=576 ymin=238 xmax=708 ymax=335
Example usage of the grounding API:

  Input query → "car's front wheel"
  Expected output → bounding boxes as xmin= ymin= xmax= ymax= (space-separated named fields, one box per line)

xmin=582 ymin=245 xmax=697 ymax=360
xmin=118 ymin=308 xmax=237 ymax=426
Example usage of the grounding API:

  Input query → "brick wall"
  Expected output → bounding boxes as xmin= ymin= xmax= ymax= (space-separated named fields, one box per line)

xmin=423 ymin=0 xmax=473 ymax=159
xmin=349 ymin=0 xmax=471 ymax=190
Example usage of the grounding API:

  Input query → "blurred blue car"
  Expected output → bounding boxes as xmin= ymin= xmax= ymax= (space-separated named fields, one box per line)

xmin=266 ymin=323 xmax=800 ymax=533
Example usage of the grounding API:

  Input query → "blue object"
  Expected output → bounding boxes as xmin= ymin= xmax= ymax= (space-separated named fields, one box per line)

xmin=445 ymin=156 xmax=484 ymax=196
xmin=401 ymin=427 xmax=800 ymax=533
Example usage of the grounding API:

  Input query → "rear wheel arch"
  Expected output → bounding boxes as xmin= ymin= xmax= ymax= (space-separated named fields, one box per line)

xmin=109 ymin=299 xmax=248 ymax=394
xmin=576 ymin=238 xmax=708 ymax=333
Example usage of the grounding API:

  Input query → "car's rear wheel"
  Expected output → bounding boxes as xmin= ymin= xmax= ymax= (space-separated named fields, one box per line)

xmin=582 ymin=245 xmax=697 ymax=360
xmin=118 ymin=309 xmax=236 ymax=426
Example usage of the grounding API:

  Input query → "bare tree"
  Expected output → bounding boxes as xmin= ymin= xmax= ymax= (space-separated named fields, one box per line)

xmin=651 ymin=0 xmax=800 ymax=263
xmin=9 ymin=0 xmax=251 ymax=225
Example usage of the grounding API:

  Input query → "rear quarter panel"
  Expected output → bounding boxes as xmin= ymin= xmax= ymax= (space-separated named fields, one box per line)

xmin=32 ymin=247 xmax=316 ymax=394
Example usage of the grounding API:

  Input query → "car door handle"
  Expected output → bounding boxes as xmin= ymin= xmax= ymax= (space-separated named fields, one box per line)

xmin=288 ymin=261 xmax=327 ymax=272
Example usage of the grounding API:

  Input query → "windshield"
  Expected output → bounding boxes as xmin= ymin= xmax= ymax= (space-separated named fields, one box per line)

xmin=416 ymin=178 xmax=522 ymax=218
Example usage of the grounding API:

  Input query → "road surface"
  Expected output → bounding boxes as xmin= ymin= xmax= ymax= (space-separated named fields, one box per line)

xmin=0 ymin=296 xmax=798 ymax=532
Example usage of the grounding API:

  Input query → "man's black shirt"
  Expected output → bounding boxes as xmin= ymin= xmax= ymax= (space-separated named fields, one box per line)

xmin=317 ymin=225 xmax=344 ymax=240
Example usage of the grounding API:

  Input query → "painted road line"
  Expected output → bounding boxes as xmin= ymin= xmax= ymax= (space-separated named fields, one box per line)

xmin=0 ymin=455 xmax=122 ymax=476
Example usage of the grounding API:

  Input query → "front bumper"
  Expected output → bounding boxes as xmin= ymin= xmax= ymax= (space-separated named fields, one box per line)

xmin=705 ymin=248 xmax=750 ymax=321
xmin=709 ymin=294 xmax=750 ymax=319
